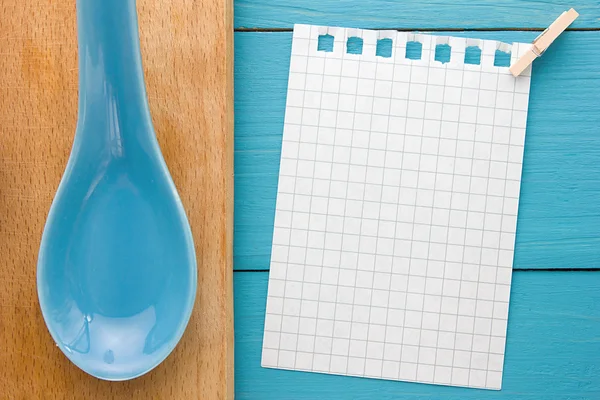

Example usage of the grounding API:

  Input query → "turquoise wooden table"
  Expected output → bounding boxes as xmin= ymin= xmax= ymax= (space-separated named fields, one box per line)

xmin=232 ymin=1 xmax=600 ymax=398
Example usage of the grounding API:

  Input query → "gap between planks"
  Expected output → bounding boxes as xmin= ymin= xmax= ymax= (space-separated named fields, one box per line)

xmin=235 ymin=268 xmax=600 ymax=273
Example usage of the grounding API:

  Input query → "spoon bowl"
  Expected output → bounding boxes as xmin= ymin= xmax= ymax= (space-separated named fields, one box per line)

xmin=37 ymin=0 xmax=196 ymax=380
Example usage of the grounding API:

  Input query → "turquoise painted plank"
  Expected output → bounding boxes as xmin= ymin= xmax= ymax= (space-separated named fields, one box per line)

xmin=234 ymin=271 xmax=600 ymax=399
xmin=233 ymin=31 xmax=600 ymax=270
xmin=234 ymin=0 xmax=600 ymax=29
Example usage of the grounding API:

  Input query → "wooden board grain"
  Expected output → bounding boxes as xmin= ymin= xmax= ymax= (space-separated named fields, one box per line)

xmin=233 ymin=31 xmax=600 ymax=271
xmin=0 ymin=0 xmax=233 ymax=398
xmin=234 ymin=0 xmax=600 ymax=29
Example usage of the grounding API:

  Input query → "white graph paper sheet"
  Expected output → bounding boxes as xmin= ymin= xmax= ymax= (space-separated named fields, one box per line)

xmin=262 ymin=24 xmax=532 ymax=390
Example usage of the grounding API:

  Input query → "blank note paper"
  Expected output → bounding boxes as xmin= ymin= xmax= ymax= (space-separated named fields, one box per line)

xmin=262 ymin=24 xmax=532 ymax=390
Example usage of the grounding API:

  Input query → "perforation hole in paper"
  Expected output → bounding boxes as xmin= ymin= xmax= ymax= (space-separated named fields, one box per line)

xmin=465 ymin=46 xmax=482 ymax=65
xmin=494 ymin=49 xmax=511 ymax=67
xmin=405 ymin=41 xmax=422 ymax=60
xmin=347 ymin=37 xmax=363 ymax=54
xmin=317 ymin=34 xmax=334 ymax=52
xmin=376 ymin=38 xmax=393 ymax=58
xmin=434 ymin=44 xmax=451 ymax=64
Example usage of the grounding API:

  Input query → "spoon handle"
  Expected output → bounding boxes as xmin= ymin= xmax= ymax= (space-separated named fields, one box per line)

xmin=75 ymin=0 xmax=155 ymax=150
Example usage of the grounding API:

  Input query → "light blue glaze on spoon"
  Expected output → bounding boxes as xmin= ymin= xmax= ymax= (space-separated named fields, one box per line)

xmin=37 ymin=0 xmax=197 ymax=381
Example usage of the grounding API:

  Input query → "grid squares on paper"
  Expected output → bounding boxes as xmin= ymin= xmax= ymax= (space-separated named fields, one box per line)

xmin=263 ymin=24 xmax=532 ymax=391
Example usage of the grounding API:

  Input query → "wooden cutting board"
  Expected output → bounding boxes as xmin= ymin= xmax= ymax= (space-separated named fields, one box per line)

xmin=0 ymin=0 xmax=233 ymax=398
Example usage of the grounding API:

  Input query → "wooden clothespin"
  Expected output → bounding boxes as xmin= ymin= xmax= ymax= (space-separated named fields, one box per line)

xmin=509 ymin=8 xmax=579 ymax=77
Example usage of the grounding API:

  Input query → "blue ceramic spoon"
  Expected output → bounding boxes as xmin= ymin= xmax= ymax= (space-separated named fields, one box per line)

xmin=37 ymin=0 xmax=197 ymax=380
